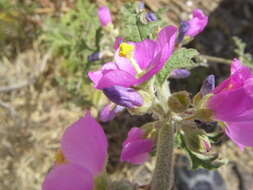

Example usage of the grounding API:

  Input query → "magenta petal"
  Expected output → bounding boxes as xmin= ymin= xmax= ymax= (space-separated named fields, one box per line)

xmin=231 ymin=58 xmax=243 ymax=74
xmin=136 ymin=52 xmax=163 ymax=85
xmin=98 ymin=6 xmax=112 ymax=27
xmin=134 ymin=39 xmax=157 ymax=69
xmin=123 ymin=127 xmax=145 ymax=146
xmin=226 ymin=121 xmax=253 ymax=147
xmin=88 ymin=62 xmax=117 ymax=88
xmin=96 ymin=70 xmax=138 ymax=89
xmin=120 ymin=139 xmax=153 ymax=164
xmin=186 ymin=9 xmax=208 ymax=37
xmin=99 ymin=104 xmax=124 ymax=122
xmin=42 ymin=163 xmax=93 ymax=190
xmin=208 ymin=87 xmax=253 ymax=122
xmin=121 ymin=127 xmax=153 ymax=164
xmin=156 ymin=26 xmax=177 ymax=63
xmin=61 ymin=113 xmax=108 ymax=176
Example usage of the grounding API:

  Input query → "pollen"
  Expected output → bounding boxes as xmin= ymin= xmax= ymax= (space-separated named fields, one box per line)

xmin=119 ymin=43 xmax=134 ymax=57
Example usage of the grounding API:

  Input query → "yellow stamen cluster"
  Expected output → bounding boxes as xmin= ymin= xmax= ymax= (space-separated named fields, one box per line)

xmin=119 ymin=42 xmax=134 ymax=58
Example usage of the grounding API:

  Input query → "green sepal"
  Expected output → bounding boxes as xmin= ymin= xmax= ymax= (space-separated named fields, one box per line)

xmin=176 ymin=132 xmax=227 ymax=170
xmin=168 ymin=91 xmax=191 ymax=113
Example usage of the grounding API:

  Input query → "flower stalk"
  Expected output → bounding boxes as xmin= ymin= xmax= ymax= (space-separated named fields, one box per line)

xmin=151 ymin=119 xmax=174 ymax=190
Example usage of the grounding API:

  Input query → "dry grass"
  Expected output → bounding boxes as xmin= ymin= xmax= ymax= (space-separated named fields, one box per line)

xmin=0 ymin=44 xmax=84 ymax=190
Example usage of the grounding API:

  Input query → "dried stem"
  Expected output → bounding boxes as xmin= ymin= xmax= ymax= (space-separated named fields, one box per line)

xmin=151 ymin=120 xmax=174 ymax=190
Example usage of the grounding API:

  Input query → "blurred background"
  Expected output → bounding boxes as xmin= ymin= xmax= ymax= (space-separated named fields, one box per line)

xmin=0 ymin=0 xmax=253 ymax=189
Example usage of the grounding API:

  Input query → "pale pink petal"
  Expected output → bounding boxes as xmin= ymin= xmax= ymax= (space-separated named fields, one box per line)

xmin=42 ymin=163 xmax=93 ymax=190
xmin=114 ymin=49 xmax=136 ymax=75
xmin=61 ymin=113 xmax=108 ymax=176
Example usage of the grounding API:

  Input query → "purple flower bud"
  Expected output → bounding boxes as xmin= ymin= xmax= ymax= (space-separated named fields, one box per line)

xmin=145 ymin=12 xmax=157 ymax=22
xmin=103 ymin=86 xmax=143 ymax=108
xmin=200 ymin=75 xmax=215 ymax=96
xmin=177 ymin=21 xmax=190 ymax=43
xmin=99 ymin=104 xmax=124 ymax=122
xmin=170 ymin=69 xmax=191 ymax=79
xmin=138 ymin=2 xmax=145 ymax=10
xmin=88 ymin=52 xmax=100 ymax=62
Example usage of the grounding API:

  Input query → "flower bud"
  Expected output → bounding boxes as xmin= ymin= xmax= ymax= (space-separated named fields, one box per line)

xmin=98 ymin=6 xmax=112 ymax=27
xmin=88 ymin=52 xmax=100 ymax=62
xmin=103 ymin=86 xmax=143 ymax=108
xmin=186 ymin=133 xmax=211 ymax=153
xmin=200 ymin=75 xmax=215 ymax=96
xmin=177 ymin=21 xmax=190 ymax=43
xmin=138 ymin=2 xmax=145 ymax=10
xmin=99 ymin=104 xmax=124 ymax=122
xmin=128 ymin=90 xmax=152 ymax=115
xmin=168 ymin=91 xmax=191 ymax=113
xmin=182 ymin=123 xmax=211 ymax=153
xmin=195 ymin=108 xmax=213 ymax=122
xmin=169 ymin=69 xmax=191 ymax=79
xmin=145 ymin=12 xmax=157 ymax=22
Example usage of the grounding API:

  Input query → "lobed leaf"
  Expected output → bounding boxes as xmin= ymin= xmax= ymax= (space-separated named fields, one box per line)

xmin=157 ymin=48 xmax=199 ymax=85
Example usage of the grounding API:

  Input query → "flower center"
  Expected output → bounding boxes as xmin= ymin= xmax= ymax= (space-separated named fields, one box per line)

xmin=119 ymin=43 xmax=143 ymax=75
xmin=119 ymin=42 xmax=134 ymax=57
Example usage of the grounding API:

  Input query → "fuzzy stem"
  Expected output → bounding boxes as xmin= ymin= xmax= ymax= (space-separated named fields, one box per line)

xmin=151 ymin=120 xmax=174 ymax=190
xmin=199 ymin=55 xmax=232 ymax=64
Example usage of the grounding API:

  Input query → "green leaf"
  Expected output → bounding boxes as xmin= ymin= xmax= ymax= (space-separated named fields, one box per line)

xmin=119 ymin=2 xmax=163 ymax=41
xmin=41 ymin=0 xmax=100 ymax=73
xmin=157 ymin=48 xmax=199 ymax=85
xmin=233 ymin=36 xmax=253 ymax=69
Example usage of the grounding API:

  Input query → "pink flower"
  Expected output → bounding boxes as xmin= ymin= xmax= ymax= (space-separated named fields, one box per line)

xmin=208 ymin=59 xmax=253 ymax=148
xmin=88 ymin=26 xmax=177 ymax=89
xmin=98 ymin=6 xmax=112 ymax=27
xmin=120 ymin=127 xmax=153 ymax=164
xmin=184 ymin=9 xmax=208 ymax=37
xmin=42 ymin=113 xmax=108 ymax=190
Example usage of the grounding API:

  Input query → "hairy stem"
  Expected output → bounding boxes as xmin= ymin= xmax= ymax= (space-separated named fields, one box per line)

xmin=151 ymin=120 xmax=174 ymax=190
xmin=199 ymin=55 xmax=232 ymax=64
